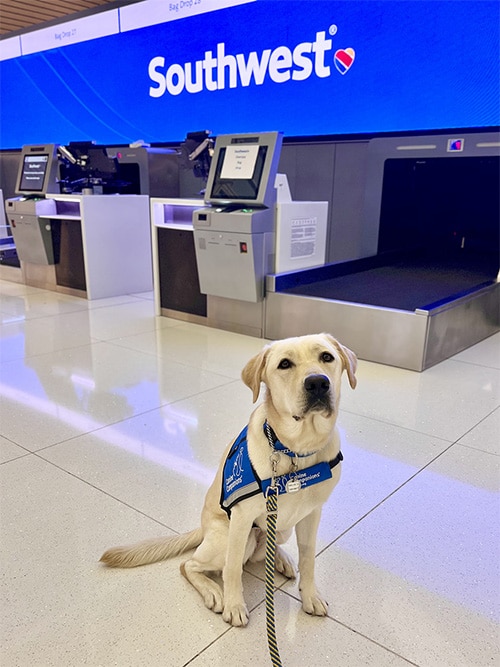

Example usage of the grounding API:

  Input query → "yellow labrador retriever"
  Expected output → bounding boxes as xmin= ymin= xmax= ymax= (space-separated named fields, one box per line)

xmin=100 ymin=333 xmax=357 ymax=627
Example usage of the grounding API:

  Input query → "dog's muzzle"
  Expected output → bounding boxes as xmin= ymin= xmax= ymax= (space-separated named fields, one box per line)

xmin=303 ymin=374 xmax=332 ymax=413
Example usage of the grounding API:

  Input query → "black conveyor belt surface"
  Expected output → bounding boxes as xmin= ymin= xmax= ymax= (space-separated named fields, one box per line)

xmin=283 ymin=259 xmax=496 ymax=311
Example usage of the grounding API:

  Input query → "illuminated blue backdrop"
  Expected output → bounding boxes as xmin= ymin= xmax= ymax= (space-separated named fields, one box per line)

xmin=0 ymin=0 xmax=498 ymax=148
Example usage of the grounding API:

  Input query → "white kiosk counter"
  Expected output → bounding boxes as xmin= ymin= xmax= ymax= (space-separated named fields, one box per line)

xmin=5 ymin=144 xmax=154 ymax=299
xmin=39 ymin=194 xmax=152 ymax=299
xmin=150 ymin=197 xmax=206 ymax=319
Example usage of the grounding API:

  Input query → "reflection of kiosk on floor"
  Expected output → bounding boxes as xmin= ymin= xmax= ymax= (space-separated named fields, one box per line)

xmin=5 ymin=144 xmax=60 ymax=264
xmin=193 ymin=132 xmax=283 ymax=302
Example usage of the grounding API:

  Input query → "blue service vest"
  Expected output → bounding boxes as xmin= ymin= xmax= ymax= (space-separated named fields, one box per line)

xmin=220 ymin=425 xmax=342 ymax=516
xmin=220 ymin=426 xmax=261 ymax=515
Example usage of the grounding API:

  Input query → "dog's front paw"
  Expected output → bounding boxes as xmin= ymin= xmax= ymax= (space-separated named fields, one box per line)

xmin=275 ymin=546 xmax=297 ymax=579
xmin=203 ymin=588 xmax=223 ymax=614
xmin=301 ymin=592 xmax=329 ymax=616
xmin=222 ymin=603 xmax=249 ymax=627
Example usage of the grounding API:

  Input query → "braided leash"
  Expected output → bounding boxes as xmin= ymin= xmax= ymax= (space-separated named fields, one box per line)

xmin=264 ymin=431 xmax=284 ymax=667
xmin=265 ymin=489 xmax=283 ymax=667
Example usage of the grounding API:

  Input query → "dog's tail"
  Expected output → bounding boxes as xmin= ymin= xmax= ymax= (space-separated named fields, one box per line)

xmin=99 ymin=528 xmax=203 ymax=568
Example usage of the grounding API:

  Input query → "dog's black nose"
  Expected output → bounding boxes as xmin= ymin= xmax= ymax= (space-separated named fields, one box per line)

xmin=304 ymin=374 xmax=330 ymax=397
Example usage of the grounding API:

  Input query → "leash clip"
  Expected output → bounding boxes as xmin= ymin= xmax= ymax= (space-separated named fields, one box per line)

xmin=265 ymin=484 xmax=279 ymax=516
xmin=265 ymin=484 xmax=279 ymax=500
xmin=268 ymin=450 xmax=281 ymax=501
xmin=269 ymin=451 xmax=280 ymax=471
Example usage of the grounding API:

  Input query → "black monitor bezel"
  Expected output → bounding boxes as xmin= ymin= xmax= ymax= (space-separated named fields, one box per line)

xmin=204 ymin=132 xmax=283 ymax=209
xmin=18 ymin=153 xmax=50 ymax=193
xmin=15 ymin=144 xmax=59 ymax=197
xmin=209 ymin=145 xmax=268 ymax=202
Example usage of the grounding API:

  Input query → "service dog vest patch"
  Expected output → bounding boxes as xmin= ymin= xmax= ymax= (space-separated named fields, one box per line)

xmin=220 ymin=426 xmax=261 ymax=516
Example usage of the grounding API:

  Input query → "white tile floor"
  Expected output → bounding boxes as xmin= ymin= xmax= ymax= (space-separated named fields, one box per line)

xmin=0 ymin=278 xmax=498 ymax=667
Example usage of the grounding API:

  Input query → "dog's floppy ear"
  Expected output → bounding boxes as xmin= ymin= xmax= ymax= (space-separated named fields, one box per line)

xmin=339 ymin=343 xmax=358 ymax=389
xmin=325 ymin=334 xmax=358 ymax=389
xmin=241 ymin=347 xmax=269 ymax=402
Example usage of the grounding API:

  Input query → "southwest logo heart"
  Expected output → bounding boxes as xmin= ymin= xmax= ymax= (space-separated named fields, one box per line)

xmin=334 ymin=48 xmax=355 ymax=75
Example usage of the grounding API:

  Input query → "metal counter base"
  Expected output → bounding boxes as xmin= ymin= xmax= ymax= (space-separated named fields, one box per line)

xmin=161 ymin=295 xmax=266 ymax=338
xmin=265 ymin=256 xmax=499 ymax=371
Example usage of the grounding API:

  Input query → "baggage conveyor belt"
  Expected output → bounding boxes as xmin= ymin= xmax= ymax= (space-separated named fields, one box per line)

xmin=265 ymin=252 xmax=499 ymax=371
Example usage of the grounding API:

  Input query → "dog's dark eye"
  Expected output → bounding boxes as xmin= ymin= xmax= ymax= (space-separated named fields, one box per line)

xmin=320 ymin=352 xmax=334 ymax=363
xmin=278 ymin=358 xmax=293 ymax=370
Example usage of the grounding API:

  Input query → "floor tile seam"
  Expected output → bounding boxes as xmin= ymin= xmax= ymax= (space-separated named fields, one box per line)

xmin=15 ymin=411 xmax=159 ymax=454
xmin=454 ymin=441 xmax=500 ymax=458
xmin=23 ymin=382 xmax=241 ymax=455
xmin=0 ymin=295 xmax=153 ymax=326
xmin=451 ymin=357 xmax=500 ymax=372
xmin=33 ymin=449 xmax=184 ymax=534
xmin=0 ymin=284 xmax=47 ymax=295
xmin=181 ymin=626 xmax=234 ymax=667
xmin=0 ymin=434 xmax=33 ymax=451
xmin=0 ymin=312 xmax=89 ymax=330
xmin=89 ymin=331 xmax=169 ymax=346
xmin=0 ymin=307 xmax=92 ymax=324
xmin=20 ymin=412 xmax=165 ymax=455
xmin=316 ymin=439 xmax=459 ymax=556
xmin=129 ymin=293 xmax=155 ymax=300
xmin=0 ymin=339 xmax=99 ymax=367
xmin=158 ymin=378 xmax=243 ymax=403
xmin=102 ymin=336 xmax=195 ymax=356
xmin=249 ymin=592 xmax=421 ymax=667
xmin=339 ymin=408 xmax=453 ymax=444
xmin=84 ymin=295 xmax=145 ymax=309
xmin=0 ymin=450 xmax=34 ymax=466
xmin=322 ymin=614 xmax=421 ymax=666
xmin=0 ymin=312 xmax=85 ymax=327
xmin=101 ymin=337 xmax=243 ymax=381
xmin=86 ymin=318 xmax=189 ymax=343
xmin=453 ymin=405 xmax=500 ymax=449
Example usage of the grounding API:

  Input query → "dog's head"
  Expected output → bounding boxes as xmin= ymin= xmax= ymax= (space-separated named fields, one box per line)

xmin=242 ymin=334 xmax=357 ymax=440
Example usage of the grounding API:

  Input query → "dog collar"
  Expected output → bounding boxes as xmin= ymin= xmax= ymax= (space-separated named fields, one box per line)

xmin=263 ymin=421 xmax=319 ymax=458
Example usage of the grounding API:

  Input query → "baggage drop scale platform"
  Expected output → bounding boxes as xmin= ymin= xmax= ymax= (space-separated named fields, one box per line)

xmin=265 ymin=135 xmax=499 ymax=371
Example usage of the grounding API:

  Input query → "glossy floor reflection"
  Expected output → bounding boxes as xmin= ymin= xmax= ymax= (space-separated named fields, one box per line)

xmin=0 ymin=279 xmax=498 ymax=667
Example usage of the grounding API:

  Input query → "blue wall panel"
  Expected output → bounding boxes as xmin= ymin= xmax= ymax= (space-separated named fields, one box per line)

xmin=0 ymin=1 xmax=498 ymax=148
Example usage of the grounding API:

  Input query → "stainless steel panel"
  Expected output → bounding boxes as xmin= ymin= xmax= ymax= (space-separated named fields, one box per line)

xmin=265 ymin=292 xmax=429 ymax=371
xmin=329 ymin=141 xmax=370 ymax=262
xmin=423 ymin=283 xmax=499 ymax=369
xmin=160 ymin=295 xmax=265 ymax=338
xmin=208 ymin=295 xmax=265 ymax=338
xmin=9 ymin=216 xmax=55 ymax=264
xmin=194 ymin=228 xmax=274 ymax=303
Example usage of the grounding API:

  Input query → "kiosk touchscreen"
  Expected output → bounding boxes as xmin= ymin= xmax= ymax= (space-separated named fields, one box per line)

xmin=18 ymin=154 xmax=50 ymax=192
xmin=15 ymin=144 xmax=59 ymax=197
xmin=193 ymin=131 xmax=283 ymax=302
xmin=205 ymin=133 xmax=281 ymax=209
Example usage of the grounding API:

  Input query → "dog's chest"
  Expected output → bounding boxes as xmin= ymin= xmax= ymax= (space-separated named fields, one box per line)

xmin=256 ymin=468 xmax=339 ymax=532
xmin=220 ymin=423 xmax=341 ymax=524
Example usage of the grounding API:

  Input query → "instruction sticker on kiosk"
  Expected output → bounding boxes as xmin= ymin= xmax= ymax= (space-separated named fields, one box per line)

xmin=221 ymin=145 xmax=258 ymax=179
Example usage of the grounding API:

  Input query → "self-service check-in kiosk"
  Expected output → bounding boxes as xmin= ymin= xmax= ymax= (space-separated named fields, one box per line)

xmin=5 ymin=144 xmax=60 ymax=264
xmin=193 ymin=132 xmax=283 ymax=302
xmin=151 ymin=131 xmax=327 ymax=337
xmin=5 ymin=144 xmax=152 ymax=298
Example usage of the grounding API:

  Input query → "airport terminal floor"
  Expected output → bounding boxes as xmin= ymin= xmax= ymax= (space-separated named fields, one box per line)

xmin=0 ymin=278 xmax=498 ymax=667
